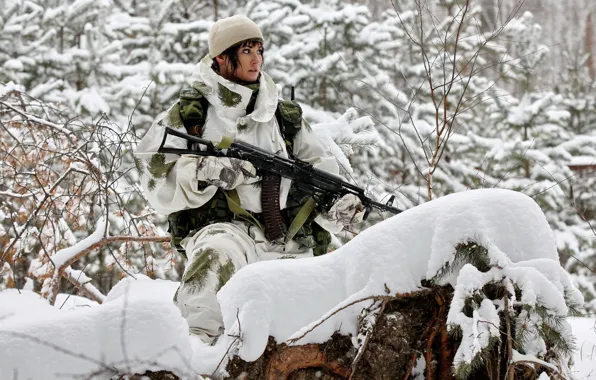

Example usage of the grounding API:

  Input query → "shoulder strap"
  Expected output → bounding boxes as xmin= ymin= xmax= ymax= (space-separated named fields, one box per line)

xmin=179 ymin=86 xmax=209 ymax=136
xmin=275 ymin=99 xmax=303 ymax=158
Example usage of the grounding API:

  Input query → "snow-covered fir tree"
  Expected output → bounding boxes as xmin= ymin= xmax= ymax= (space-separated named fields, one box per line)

xmin=350 ymin=0 xmax=511 ymax=212
xmin=464 ymin=11 xmax=596 ymax=311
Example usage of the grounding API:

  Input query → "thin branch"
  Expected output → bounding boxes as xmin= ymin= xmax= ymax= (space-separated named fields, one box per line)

xmin=349 ymin=298 xmax=389 ymax=379
xmin=46 ymin=234 xmax=170 ymax=304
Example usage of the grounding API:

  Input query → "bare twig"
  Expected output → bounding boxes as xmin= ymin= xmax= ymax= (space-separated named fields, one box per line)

xmin=46 ymin=235 xmax=170 ymax=304
xmin=288 ymin=289 xmax=433 ymax=344
xmin=349 ymin=298 xmax=389 ymax=379
xmin=287 ymin=295 xmax=392 ymax=344
xmin=212 ymin=308 xmax=243 ymax=377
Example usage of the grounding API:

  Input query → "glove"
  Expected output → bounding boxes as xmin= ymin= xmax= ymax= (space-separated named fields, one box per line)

xmin=195 ymin=156 xmax=259 ymax=190
xmin=315 ymin=194 xmax=365 ymax=234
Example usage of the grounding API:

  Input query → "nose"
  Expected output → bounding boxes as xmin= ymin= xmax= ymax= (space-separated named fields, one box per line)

xmin=251 ymin=52 xmax=262 ymax=66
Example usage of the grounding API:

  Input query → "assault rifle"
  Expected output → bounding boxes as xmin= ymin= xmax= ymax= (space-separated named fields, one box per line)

xmin=158 ymin=127 xmax=403 ymax=220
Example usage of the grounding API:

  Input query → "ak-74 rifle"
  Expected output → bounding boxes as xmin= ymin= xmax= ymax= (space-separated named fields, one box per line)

xmin=158 ymin=127 xmax=402 ymax=221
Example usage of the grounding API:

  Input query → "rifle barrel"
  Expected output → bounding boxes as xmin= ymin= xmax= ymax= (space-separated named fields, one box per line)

xmin=158 ymin=127 xmax=403 ymax=216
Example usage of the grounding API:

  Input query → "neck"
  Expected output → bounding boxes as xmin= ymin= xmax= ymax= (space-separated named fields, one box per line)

xmin=234 ymin=78 xmax=260 ymax=86
xmin=223 ymin=74 xmax=260 ymax=87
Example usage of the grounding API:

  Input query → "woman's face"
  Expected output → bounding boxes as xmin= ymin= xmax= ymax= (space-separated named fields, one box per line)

xmin=217 ymin=41 xmax=263 ymax=83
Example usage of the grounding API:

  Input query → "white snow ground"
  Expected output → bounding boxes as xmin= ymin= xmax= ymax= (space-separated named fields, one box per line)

xmin=0 ymin=188 xmax=593 ymax=379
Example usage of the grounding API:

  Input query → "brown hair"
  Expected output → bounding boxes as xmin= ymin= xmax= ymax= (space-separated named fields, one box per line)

xmin=211 ymin=38 xmax=264 ymax=77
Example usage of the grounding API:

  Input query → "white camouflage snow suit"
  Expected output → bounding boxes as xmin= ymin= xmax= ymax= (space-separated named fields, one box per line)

xmin=134 ymin=55 xmax=362 ymax=342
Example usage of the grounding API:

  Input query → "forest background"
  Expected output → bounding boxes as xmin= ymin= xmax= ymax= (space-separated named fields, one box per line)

xmin=1 ymin=0 xmax=595 ymax=316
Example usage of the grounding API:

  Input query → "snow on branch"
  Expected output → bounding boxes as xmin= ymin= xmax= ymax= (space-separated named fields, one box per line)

xmin=0 ymin=88 xmax=177 ymax=300
xmin=311 ymin=108 xmax=378 ymax=176
xmin=44 ymin=229 xmax=171 ymax=304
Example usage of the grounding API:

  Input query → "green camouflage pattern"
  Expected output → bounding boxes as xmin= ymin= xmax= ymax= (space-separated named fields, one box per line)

xmin=168 ymin=102 xmax=185 ymax=130
xmin=168 ymin=186 xmax=331 ymax=256
xmin=182 ymin=247 xmax=218 ymax=285
xmin=275 ymin=100 xmax=302 ymax=159
xmin=133 ymin=156 xmax=144 ymax=175
xmin=178 ymin=246 xmax=238 ymax=295
xmin=218 ymin=83 xmax=242 ymax=107
xmin=147 ymin=153 xmax=174 ymax=178
xmin=283 ymin=185 xmax=332 ymax=256
xmin=278 ymin=100 xmax=302 ymax=124
xmin=217 ymin=259 xmax=235 ymax=291
xmin=168 ymin=190 xmax=232 ymax=259
xmin=147 ymin=153 xmax=175 ymax=191
xmin=179 ymin=86 xmax=207 ymax=132
xmin=191 ymin=81 xmax=213 ymax=96
xmin=168 ymin=88 xmax=331 ymax=257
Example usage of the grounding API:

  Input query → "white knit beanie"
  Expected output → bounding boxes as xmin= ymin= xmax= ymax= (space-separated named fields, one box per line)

xmin=208 ymin=15 xmax=264 ymax=58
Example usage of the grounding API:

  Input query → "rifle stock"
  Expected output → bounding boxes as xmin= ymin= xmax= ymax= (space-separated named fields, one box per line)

xmin=158 ymin=127 xmax=403 ymax=219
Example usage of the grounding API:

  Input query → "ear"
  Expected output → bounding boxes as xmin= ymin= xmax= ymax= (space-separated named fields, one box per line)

xmin=215 ymin=55 xmax=227 ymax=66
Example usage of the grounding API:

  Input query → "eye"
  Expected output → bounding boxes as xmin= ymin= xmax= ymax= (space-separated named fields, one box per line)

xmin=258 ymin=49 xmax=264 ymax=55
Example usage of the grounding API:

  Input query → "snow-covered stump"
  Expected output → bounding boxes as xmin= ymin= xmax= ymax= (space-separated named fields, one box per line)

xmin=221 ymin=241 xmax=580 ymax=379
xmin=222 ymin=287 xmax=453 ymax=379
xmin=202 ymin=189 xmax=583 ymax=380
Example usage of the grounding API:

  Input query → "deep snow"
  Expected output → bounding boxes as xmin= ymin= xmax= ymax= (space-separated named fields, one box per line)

xmin=0 ymin=188 xmax=592 ymax=379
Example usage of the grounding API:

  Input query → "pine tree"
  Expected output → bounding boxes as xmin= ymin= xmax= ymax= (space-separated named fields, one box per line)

xmin=348 ymin=0 xmax=512 ymax=214
xmin=466 ymin=11 xmax=596 ymax=312
xmin=553 ymin=37 xmax=596 ymax=313
xmin=0 ymin=0 xmax=197 ymax=295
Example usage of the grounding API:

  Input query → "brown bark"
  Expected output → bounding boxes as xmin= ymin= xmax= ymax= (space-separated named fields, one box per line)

xmin=223 ymin=283 xmax=564 ymax=380
xmin=116 ymin=282 xmax=566 ymax=380
xmin=45 ymin=235 xmax=170 ymax=304
xmin=265 ymin=344 xmax=351 ymax=379
xmin=226 ymin=287 xmax=456 ymax=380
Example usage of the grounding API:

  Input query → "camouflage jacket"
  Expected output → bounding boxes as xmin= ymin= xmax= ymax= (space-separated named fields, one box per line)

xmin=134 ymin=55 xmax=341 ymax=255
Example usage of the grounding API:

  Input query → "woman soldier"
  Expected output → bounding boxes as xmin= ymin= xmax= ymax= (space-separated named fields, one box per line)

xmin=135 ymin=14 xmax=363 ymax=343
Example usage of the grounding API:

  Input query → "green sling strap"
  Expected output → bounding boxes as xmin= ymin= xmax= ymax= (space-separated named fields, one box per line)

xmin=222 ymin=186 xmax=316 ymax=243
xmin=222 ymin=189 xmax=264 ymax=231
xmin=285 ymin=197 xmax=316 ymax=242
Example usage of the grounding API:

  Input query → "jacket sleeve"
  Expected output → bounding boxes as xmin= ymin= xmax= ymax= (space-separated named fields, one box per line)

xmin=291 ymin=121 xmax=352 ymax=234
xmin=134 ymin=103 xmax=218 ymax=216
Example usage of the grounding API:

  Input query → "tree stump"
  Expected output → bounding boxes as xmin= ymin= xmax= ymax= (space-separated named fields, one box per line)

xmin=225 ymin=286 xmax=458 ymax=380
xmin=224 ymin=280 xmax=569 ymax=380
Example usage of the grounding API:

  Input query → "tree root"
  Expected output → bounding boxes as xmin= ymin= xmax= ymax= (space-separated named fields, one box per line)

xmin=265 ymin=343 xmax=351 ymax=380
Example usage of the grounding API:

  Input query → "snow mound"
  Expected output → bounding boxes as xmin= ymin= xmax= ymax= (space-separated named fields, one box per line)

xmin=0 ymin=279 xmax=194 ymax=380
xmin=214 ymin=188 xmax=581 ymax=364
xmin=0 ymin=289 xmax=57 ymax=323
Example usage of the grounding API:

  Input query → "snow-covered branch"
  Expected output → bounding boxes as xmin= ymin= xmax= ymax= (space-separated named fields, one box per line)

xmin=1 ymin=89 xmax=178 ymax=299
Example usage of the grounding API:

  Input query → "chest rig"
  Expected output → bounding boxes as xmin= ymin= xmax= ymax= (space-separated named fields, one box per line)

xmin=167 ymin=84 xmax=331 ymax=257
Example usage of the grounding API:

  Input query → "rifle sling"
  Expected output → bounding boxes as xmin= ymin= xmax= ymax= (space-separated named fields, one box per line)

xmin=286 ymin=197 xmax=316 ymax=243
xmin=223 ymin=190 xmax=263 ymax=231
xmin=225 ymin=186 xmax=316 ymax=245
xmin=217 ymin=136 xmax=233 ymax=149
xmin=223 ymin=186 xmax=316 ymax=244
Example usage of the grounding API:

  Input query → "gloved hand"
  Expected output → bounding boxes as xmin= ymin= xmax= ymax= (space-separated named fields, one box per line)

xmin=315 ymin=194 xmax=365 ymax=234
xmin=195 ymin=156 xmax=259 ymax=190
